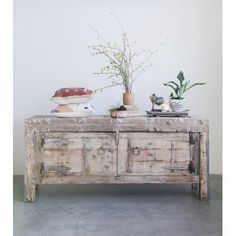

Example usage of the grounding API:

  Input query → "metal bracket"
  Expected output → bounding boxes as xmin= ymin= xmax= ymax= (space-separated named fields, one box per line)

xmin=188 ymin=160 xmax=195 ymax=173
xmin=39 ymin=162 xmax=45 ymax=176
xmin=115 ymin=131 xmax=120 ymax=177
xmin=170 ymin=142 xmax=175 ymax=172
xmin=40 ymin=133 xmax=45 ymax=147
xmin=115 ymin=131 xmax=120 ymax=145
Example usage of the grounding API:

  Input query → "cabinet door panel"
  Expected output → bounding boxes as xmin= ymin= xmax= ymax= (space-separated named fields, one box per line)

xmin=41 ymin=132 xmax=116 ymax=177
xmin=119 ymin=133 xmax=190 ymax=176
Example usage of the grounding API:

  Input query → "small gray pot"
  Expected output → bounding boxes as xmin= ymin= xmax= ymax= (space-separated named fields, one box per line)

xmin=169 ymin=99 xmax=186 ymax=112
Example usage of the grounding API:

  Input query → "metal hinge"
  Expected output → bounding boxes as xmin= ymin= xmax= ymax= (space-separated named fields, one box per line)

xmin=39 ymin=162 xmax=45 ymax=175
xmin=41 ymin=133 xmax=45 ymax=147
xmin=115 ymin=131 xmax=120 ymax=177
xmin=188 ymin=160 xmax=195 ymax=173
xmin=168 ymin=143 xmax=188 ymax=172
xmin=115 ymin=131 xmax=120 ymax=145
xmin=170 ymin=142 xmax=175 ymax=172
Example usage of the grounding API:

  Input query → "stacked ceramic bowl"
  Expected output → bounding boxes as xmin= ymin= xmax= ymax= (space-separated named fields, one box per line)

xmin=51 ymin=88 xmax=96 ymax=117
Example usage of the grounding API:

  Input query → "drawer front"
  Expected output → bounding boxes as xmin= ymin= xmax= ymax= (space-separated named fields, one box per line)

xmin=40 ymin=132 xmax=116 ymax=177
xmin=119 ymin=133 xmax=191 ymax=176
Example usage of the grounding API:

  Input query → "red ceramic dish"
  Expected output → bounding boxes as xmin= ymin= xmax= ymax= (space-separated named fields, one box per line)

xmin=52 ymin=88 xmax=93 ymax=98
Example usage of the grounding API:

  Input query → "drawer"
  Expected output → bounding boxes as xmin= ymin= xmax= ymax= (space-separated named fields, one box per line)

xmin=119 ymin=132 xmax=191 ymax=176
xmin=40 ymin=132 xmax=117 ymax=177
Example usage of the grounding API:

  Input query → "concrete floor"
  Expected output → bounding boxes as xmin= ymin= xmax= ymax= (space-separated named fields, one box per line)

xmin=14 ymin=175 xmax=222 ymax=236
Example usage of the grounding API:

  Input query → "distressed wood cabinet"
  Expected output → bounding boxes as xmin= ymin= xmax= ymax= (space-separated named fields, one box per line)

xmin=24 ymin=115 xmax=209 ymax=202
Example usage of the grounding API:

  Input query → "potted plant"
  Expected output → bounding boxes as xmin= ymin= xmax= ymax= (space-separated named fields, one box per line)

xmin=109 ymin=105 xmax=127 ymax=118
xmin=163 ymin=71 xmax=206 ymax=112
xmin=89 ymin=17 xmax=164 ymax=106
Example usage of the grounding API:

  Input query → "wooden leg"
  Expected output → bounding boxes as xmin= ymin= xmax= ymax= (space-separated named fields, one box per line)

xmin=24 ymin=163 xmax=37 ymax=202
xmin=199 ymin=132 xmax=209 ymax=200
xmin=24 ymin=183 xmax=36 ymax=203
xmin=199 ymin=180 xmax=208 ymax=200
xmin=24 ymin=124 xmax=39 ymax=203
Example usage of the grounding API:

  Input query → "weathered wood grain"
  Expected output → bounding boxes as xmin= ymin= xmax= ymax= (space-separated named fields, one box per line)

xmin=189 ymin=132 xmax=200 ymax=175
xmin=25 ymin=116 xmax=209 ymax=133
xmin=119 ymin=133 xmax=190 ymax=176
xmin=199 ymin=132 xmax=209 ymax=200
xmin=41 ymin=175 xmax=199 ymax=184
xmin=24 ymin=124 xmax=37 ymax=202
xmin=24 ymin=115 xmax=209 ymax=202
xmin=41 ymin=133 xmax=117 ymax=177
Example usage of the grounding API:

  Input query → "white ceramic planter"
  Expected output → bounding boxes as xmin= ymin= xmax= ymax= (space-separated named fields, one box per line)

xmin=110 ymin=110 xmax=127 ymax=118
xmin=169 ymin=99 xmax=186 ymax=112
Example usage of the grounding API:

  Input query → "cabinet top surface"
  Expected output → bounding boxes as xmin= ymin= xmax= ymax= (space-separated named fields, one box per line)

xmin=26 ymin=115 xmax=208 ymax=122
xmin=25 ymin=115 xmax=208 ymax=133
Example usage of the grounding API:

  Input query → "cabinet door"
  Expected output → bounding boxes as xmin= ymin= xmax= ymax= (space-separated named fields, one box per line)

xmin=40 ymin=132 xmax=116 ymax=177
xmin=118 ymin=133 xmax=191 ymax=176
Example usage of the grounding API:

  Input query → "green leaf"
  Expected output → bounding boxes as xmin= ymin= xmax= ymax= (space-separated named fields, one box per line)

xmin=163 ymin=83 xmax=179 ymax=97
xmin=177 ymin=71 xmax=185 ymax=86
xmin=180 ymin=80 xmax=190 ymax=96
xmin=163 ymin=71 xmax=205 ymax=99
xmin=169 ymin=92 xmax=174 ymax=99
xmin=169 ymin=92 xmax=178 ymax=99
xmin=185 ymin=82 xmax=206 ymax=93
xmin=184 ymin=80 xmax=190 ymax=91
xmin=165 ymin=81 xmax=180 ymax=90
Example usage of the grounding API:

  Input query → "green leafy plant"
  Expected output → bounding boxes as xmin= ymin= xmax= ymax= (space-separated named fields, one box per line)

xmin=109 ymin=104 xmax=120 ymax=112
xmin=163 ymin=71 xmax=206 ymax=99
xmin=109 ymin=104 xmax=127 ymax=112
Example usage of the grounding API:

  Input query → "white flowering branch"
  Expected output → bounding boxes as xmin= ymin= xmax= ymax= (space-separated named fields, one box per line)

xmin=88 ymin=15 xmax=170 ymax=93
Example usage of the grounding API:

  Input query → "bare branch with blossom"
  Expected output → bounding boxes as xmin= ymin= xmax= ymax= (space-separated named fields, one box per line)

xmin=88 ymin=15 xmax=170 ymax=93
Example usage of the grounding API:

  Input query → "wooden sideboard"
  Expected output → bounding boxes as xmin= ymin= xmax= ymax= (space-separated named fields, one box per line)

xmin=24 ymin=115 xmax=209 ymax=202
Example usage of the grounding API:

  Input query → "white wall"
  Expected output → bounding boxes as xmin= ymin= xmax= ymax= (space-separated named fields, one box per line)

xmin=14 ymin=0 xmax=222 ymax=174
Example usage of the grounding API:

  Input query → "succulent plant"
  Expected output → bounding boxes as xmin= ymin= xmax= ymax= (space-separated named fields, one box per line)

xmin=163 ymin=71 xmax=206 ymax=99
xmin=109 ymin=104 xmax=127 ymax=112
xmin=109 ymin=104 xmax=120 ymax=112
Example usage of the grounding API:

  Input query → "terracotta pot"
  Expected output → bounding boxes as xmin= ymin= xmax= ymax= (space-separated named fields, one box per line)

xmin=123 ymin=93 xmax=135 ymax=105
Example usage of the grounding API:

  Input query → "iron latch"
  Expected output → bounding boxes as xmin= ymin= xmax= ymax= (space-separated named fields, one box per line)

xmin=188 ymin=160 xmax=195 ymax=173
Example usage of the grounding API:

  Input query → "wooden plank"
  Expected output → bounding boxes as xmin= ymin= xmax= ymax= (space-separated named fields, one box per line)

xmin=189 ymin=132 xmax=200 ymax=175
xmin=42 ymin=132 xmax=115 ymax=150
xmin=25 ymin=116 xmax=209 ymax=133
xmin=199 ymin=132 xmax=208 ymax=200
xmin=24 ymin=123 xmax=37 ymax=202
xmin=41 ymin=174 xmax=199 ymax=184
